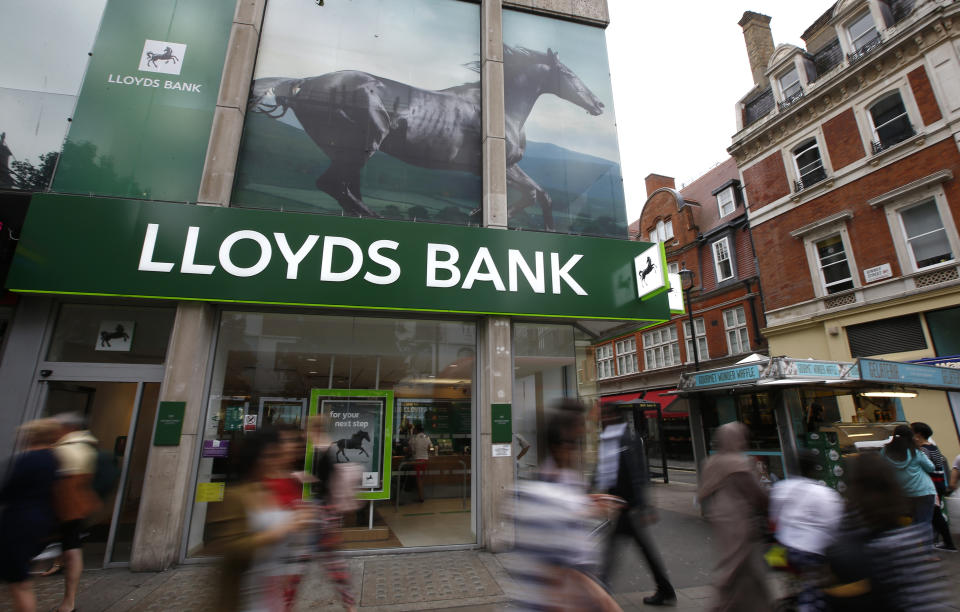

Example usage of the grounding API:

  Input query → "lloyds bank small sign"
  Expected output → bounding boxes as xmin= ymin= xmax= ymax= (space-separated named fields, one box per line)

xmin=10 ymin=195 xmax=671 ymax=323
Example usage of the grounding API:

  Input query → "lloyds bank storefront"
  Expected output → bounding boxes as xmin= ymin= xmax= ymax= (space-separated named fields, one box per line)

xmin=0 ymin=0 xmax=671 ymax=570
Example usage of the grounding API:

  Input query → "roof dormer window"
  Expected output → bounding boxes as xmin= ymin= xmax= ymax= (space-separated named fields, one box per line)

xmin=847 ymin=11 xmax=880 ymax=60
xmin=779 ymin=66 xmax=802 ymax=103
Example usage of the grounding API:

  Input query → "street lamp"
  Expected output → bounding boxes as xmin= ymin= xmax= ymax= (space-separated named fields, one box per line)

xmin=678 ymin=266 xmax=700 ymax=371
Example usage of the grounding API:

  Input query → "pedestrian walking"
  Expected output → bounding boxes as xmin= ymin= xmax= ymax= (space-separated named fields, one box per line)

xmin=769 ymin=449 xmax=843 ymax=611
xmin=594 ymin=403 xmax=675 ymax=605
xmin=910 ymin=421 xmax=956 ymax=552
xmin=823 ymin=452 xmax=946 ymax=611
xmin=0 ymin=419 xmax=61 ymax=612
xmin=880 ymin=425 xmax=935 ymax=540
xmin=697 ymin=422 xmax=772 ymax=612
xmin=51 ymin=412 xmax=102 ymax=612
xmin=504 ymin=399 xmax=621 ymax=611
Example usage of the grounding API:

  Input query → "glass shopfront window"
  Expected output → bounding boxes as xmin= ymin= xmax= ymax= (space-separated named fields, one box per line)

xmin=46 ymin=303 xmax=176 ymax=364
xmin=700 ymin=392 xmax=785 ymax=482
xmin=187 ymin=311 xmax=476 ymax=555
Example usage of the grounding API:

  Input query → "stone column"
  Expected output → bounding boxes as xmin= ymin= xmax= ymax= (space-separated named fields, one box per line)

xmin=197 ymin=0 xmax=265 ymax=206
xmin=130 ymin=302 xmax=217 ymax=571
xmin=479 ymin=0 xmax=514 ymax=549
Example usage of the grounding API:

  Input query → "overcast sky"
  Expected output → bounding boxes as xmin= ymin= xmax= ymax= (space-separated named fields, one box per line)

xmin=606 ymin=1 xmax=834 ymax=222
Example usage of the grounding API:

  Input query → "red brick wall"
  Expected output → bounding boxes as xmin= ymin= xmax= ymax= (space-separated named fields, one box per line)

xmin=743 ymin=151 xmax=790 ymax=209
xmin=753 ymin=138 xmax=960 ymax=311
xmin=908 ymin=66 xmax=942 ymax=126
xmin=822 ymin=108 xmax=866 ymax=171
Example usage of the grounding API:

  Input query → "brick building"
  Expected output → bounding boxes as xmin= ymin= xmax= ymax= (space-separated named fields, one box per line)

xmin=730 ymin=0 xmax=960 ymax=460
xmin=594 ymin=159 xmax=768 ymax=467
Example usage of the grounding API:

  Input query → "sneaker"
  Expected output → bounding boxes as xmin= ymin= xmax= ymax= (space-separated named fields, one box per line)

xmin=642 ymin=590 xmax=677 ymax=606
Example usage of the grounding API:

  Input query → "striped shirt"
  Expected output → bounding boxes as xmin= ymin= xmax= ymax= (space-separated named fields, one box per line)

xmin=502 ymin=472 xmax=601 ymax=611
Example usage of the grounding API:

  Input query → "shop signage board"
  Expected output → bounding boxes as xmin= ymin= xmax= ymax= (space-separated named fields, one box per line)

xmin=491 ymin=403 xmax=512 ymax=456
xmin=51 ymin=0 xmax=234 ymax=202
xmin=857 ymin=358 xmax=960 ymax=390
xmin=308 ymin=389 xmax=394 ymax=501
xmin=690 ymin=365 xmax=761 ymax=389
xmin=783 ymin=359 xmax=844 ymax=379
xmin=201 ymin=439 xmax=229 ymax=458
xmin=153 ymin=401 xmax=185 ymax=445
xmin=9 ymin=195 xmax=673 ymax=323
xmin=95 ymin=320 xmax=135 ymax=352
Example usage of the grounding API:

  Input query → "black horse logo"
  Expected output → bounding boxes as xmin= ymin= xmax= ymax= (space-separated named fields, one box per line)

xmin=638 ymin=257 xmax=656 ymax=287
xmin=146 ymin=46 xmax=179 ymax=69
xmin=100 ymin=324 xmax=130 ymax=348
xmin=335 ymin=429 xmax=370 ymax=463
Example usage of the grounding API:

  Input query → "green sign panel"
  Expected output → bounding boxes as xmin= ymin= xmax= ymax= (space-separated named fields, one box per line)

xmin=491 ymin=403 xmax=512 ymax=444
xmin=51 ymin=0 xmax=234 ymax=202
xmin=223 ymin=404 xmax=244 ymax=432
xmin=9 ymin=194 xmax=672 ymax=322
xmin=154 ymin=401 xmax=186 ymax=446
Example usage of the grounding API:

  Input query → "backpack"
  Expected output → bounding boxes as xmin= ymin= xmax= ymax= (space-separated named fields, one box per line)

xmin=89 ymin=445 xmax=121 ymax=500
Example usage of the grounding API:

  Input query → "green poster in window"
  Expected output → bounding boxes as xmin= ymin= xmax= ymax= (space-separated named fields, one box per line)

xmin=223 ymin=404 xmax=244 ymax=432
xmin=154 ymin=401 xmax=185 ymax=445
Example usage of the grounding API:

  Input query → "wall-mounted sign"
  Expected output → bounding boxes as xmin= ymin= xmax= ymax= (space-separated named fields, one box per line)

xmin=667 ymin=272 xmax=684 ymax=314
xmin=222 ymin=404 xmax=244 ymax=432
xmin=243 ymin=414 xmax=257 ymax=432
xmin=195 ymin=481 xmax=224 ymax=503
xmin=491 ymin=403 xmax=512 ymax=444
xmin=51 ymin=0 xmax=234 ymax=202
xmin=634 ymin=243 xmax=668 ymax=301
xmin=154 ymin=401 xmax=185 ymax=445
xmin=308 ymin=389 xmax=394 ymax=501
xmin=96 ymin=320 xmax=135 ymax=352
xmin=201 ymin=439 xmax=229 ymax=458
xmin=10 ymin=195 xmax=672 ymax=324
xmin=863 ymin=263 xmax=892 ymax=283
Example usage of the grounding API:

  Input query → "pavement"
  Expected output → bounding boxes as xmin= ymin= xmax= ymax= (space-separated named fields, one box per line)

xmin=2 ymin=480 xmax=959 ymax=611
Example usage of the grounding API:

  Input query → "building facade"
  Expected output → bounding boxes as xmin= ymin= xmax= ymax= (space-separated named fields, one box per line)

xmin=594 ymin=159 xmax=768 ymax=469
xmin=730 ymin=0 xmax=960 ymax=462
xmin=0 ymin=0 xmax=666 ymax=571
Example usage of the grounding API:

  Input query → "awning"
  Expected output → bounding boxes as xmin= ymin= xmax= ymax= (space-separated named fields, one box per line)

xmin=600 ymin=389 xmax=686 ymax=418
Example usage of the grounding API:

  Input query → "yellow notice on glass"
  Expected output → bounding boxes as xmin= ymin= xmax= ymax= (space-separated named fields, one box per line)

xmin=195 ymin=482 xmax=225 ymax=503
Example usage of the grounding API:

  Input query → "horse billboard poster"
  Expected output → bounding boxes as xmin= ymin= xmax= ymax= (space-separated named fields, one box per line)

xmin=233 ymin=0 xmax=482 ymax=225
xmin=309 ymin=389 xmax=394 ymax=501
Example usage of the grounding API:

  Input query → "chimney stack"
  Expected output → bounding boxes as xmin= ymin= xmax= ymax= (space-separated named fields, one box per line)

xmin=739 ymin=11 xmax=775 ymax=88
xmin=644 ymin=173 xmax=676 ymax=198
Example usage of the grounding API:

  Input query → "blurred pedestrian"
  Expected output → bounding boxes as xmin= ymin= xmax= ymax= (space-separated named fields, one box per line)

xmin=51 ymin=412 xmax=101 ymax=612
xmin=0 ymin=419 xmax=61 ymax=612
xmin=823 ymin=452 xmax=946 ymax=610
xmin=207 ymin=428 xmax=317 ymax=612
xmin=408 ymin=422 xmax=431 ymax=503
xmin=505 ymin=400 xmax=621 ymax=611
xmin=910 ymin=422 xmax=955 ymax=552
xmin=308 ymin=415 xmax=358 ymax=612
xmin=769 ymin=449 xmax=843 ymax=611
xmin=881 ymin=425 xmax=935 ymax=540
xmin=593 ymin=404 xmax=675 ymax=605
xmin=697 ymin=422 xmax=771 ymax=612
xmin=951 ymin=452 xmax=960 ymax=493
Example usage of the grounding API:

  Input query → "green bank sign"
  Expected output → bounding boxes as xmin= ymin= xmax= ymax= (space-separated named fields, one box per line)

xmin=9 ymin=195 xmax=671 ymax=322
xmin=51 ymin=0 xmax=234 ymax=202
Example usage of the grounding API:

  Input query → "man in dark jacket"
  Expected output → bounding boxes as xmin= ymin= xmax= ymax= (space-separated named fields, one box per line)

xmin=594 ymin=404 xmax=675 ymax=605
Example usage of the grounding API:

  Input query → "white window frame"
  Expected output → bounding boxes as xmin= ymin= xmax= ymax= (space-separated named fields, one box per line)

xmin=792 ymin=138 xmax=826 ymax=189
xmin=682 ymin=318 xmax=709 ymax=363
xmin=716 ymin=186 xmax=736 ymax=218
xmin=873 ymin=181 xmax=960 ymax=275
xmin=814 ymin=233 xmax=856 ymax=294
xmin=778 ymin=65 xmax=802 ymax=101
xmin=667 ymin=262 xmax=680 ymax=275
xmin=641 ymin=326 xmax=681 ymax=371
xmin=897 ymin=198 xmax=957 ymax=271
xmin=796 ymin=216 xmax=860 ymax=299
xmin=654 ymin=219 xmax=673 ymax=242
xmin=868 ymin=91 xmax=913 ymax=150
xmin=723 ymin=306 xmax=750 ymax=355
xmin=596 ymin=343 xmax=614 ymax=379
xmin=615 ymin=337 xmax=638 ymax=376
xmin=846 ymin=10 xmax=879 ymax=52
xmin=712 ymin=237 xmax=734 ymax=282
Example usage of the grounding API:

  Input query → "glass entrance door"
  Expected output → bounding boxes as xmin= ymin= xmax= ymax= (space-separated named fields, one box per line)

xmin=41 ymin=380 xmax=160 ymax=566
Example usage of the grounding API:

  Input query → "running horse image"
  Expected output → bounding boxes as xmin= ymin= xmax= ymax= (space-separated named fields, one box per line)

xmin=247 ymin=46 xmax=605 ymax=230
xmin=145 ymin=46 xmax=179 ymax=69
xmin=335 ymin=430 xmax=371 ymax=463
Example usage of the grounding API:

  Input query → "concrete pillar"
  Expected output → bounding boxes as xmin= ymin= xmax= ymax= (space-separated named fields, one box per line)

xmin=479 ymin=316 xmax=515 ymax=549
xmin=197 ymin=0 xmax=266 ymax=206
xmin=0 ymin=296 xmax=54 ymax=463
xmin=482 ymin=0 xmax=508 ymax=229
xmin=130 ymin=301 xmax=217 ymax=571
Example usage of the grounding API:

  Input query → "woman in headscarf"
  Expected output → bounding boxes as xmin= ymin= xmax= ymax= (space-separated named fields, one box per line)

xmin=697 ymin=422 xmax=772 ymax=612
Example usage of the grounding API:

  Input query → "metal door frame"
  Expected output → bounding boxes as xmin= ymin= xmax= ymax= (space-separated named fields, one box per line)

xmin=30 ymin=363 xmax=165 ymax=567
